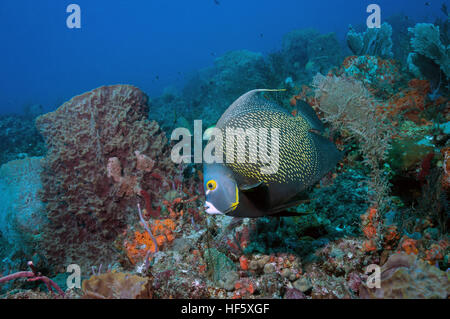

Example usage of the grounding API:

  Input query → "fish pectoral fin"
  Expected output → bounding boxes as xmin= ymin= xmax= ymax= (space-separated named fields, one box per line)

xmin=239 ymin=181 xmax=263 ymax=191
xmin=239 ymin=182 xmax=271 ymax=211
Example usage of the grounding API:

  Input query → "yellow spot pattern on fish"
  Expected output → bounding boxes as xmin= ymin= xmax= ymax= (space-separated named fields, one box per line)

xmin=221 ymin=110 xmax=319 ymax=185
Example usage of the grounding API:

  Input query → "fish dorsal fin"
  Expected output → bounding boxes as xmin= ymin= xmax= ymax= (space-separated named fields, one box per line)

xmin=216 ymin=89 xmax=288 ymax=128
xmin=294 ymin=100 xmax=325 ymax=133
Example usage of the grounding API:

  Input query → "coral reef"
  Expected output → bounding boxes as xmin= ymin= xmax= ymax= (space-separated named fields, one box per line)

xmin=385 ymin=14 xmax=415 ymax=66
xmin=149 ymin=87 xmax=194 ymax=135
xmin=303 ymin=239 xmax=374 ymax=298
xmin=151 ymin=50 xmax=276 ymax=131
xmin=443 ymin=147 xmax=450 ymax=190
xmin=359 ymin=253 xmax=449 ymax=298
xmin=408 ymin=23 xmax=449 ymax=79
xmin=245 ymin=170 xmax=369 ymax=259
xmin=382 ymin=78 xmax=444 ymax=123
xmin=124 ymin=218 xmax=177 ymax=265
xmin=346 ymin=23 xmax=394 ymax=59
xmin=185 ymin=50 xmax=274 ymax=128
xmin=82 ymin=271 xmax=152 ymax=299
xmin=0 ymin=157 xmax=46 ymax=249
xmin=281 ymin=29 xmax=342 ymax=82
xmin=0 ymin=261 xmax=65 ymax=297
xmin=0 ymin=157 xmax=47 ymax=291
xmin=340 ymin=55 xmax=400 ymax=97
xmin=0 ymin=115 xmax=45 ymax=165
xmin=1 ymin=18 xmax=449 ymax=300
xmin=35 ymin=85 xmax=176 ymax=269
xmin=312 ymin=74 xmax=393 ymax=213
xmin=151 ymin=28 xmax=344 ymax=134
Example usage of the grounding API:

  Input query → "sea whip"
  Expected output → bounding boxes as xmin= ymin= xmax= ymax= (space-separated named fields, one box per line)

xmin=0 ymin=261 xmax=65 ymax=297
xmin=137 ymin=203 xmax=158 ymax=271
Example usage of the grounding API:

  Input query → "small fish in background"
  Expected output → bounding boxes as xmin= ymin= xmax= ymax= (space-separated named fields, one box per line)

xmin=441 ymin=3 xmax=448 ymax=15
xmin=425 ymin=2 xmax=431 ymax=6
xmin=203 ymin=89 xmax=342 ymax=218
xmin=155 ymin=75 xmax=160 ymax=80
xmin=259 ymin=33 xmax=264 ymax=38
xmin=214 ymin=0 xmax=220 ymax=5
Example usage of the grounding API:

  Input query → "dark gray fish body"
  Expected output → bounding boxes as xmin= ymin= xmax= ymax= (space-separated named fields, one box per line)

xmin=203 ymin=89 xmax=342 ymax=218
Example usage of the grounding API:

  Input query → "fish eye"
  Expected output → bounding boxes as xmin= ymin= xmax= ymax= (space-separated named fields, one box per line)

xmin=206 ymin=180 xmax=217 ymax=191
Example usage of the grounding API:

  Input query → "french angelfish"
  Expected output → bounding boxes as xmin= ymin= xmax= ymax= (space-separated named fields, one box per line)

xmin=203 ymin=89 xmax=342 ymax=218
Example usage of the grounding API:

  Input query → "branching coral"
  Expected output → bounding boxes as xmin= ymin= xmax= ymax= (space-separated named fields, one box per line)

xmin=312 ymin=74 xmax=394 ymax=249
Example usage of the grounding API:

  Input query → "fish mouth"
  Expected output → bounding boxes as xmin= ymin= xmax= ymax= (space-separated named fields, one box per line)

xmin=204 ymin=201 xmax=224 ymax=215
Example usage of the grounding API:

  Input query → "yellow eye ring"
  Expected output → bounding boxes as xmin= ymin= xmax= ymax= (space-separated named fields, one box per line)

xmin=206 ymin=180 xmax=217 ymax=191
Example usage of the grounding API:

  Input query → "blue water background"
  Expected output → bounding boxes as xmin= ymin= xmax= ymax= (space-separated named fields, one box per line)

xmin=0 ymin=0 xmax=444 ymax=115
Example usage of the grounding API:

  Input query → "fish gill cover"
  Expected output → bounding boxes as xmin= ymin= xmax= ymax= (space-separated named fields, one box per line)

xmin=0 ymin=0 xmax=448 ymax=300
